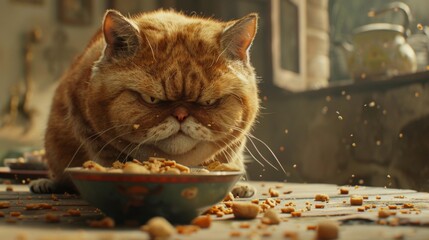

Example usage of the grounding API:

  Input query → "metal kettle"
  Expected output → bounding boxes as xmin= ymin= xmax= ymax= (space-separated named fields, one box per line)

xmin=341 ymin=2 xmax=417 ymax=80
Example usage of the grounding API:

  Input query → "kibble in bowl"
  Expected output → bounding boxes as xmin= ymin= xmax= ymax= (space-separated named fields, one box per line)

xmin=65 ymin=157 xmax=243 ymax=224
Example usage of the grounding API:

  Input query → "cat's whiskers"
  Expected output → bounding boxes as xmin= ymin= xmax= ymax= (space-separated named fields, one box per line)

xmin=211 ymin=129 xmax=266 ymax=168
xmin=115 ymin=141 xmax=137 ymax=162
xmin=123 ymin=134 xmax=157 ymax=162
xmin=223 ymin=124 xmax=285 ymax=173
xmin=65 ymin=123 xmax=137 ymax=171
xmin=209 ymin=120 xmax=284 ymax=173
xmin=92 ymin=126 xmax=151 ymax=163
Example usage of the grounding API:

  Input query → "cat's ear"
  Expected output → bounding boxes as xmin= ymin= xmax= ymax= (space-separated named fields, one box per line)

xmin=102 ymin=10 xmax=141 ymax=58
xmin=221 ymin=13 xmax=258 ymax=62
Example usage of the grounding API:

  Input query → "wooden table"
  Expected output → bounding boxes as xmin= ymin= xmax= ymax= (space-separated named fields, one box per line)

xmin=1 ymin=182 xmax=429 ymax=239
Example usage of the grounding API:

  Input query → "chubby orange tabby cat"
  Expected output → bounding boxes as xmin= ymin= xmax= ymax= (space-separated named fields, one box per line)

xmin=30 ymin=9 xmax=259 ymax=196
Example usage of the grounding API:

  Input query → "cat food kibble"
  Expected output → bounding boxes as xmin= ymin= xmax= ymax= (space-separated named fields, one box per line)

xmin=82 ymin=157 xmax=191 ymax=174
xmin=66 ymin=209 xmax=81 ymax=216
xmin=291 ymin=211 xmax=302 ymax=217
xmin=232 ymin=202 xmax=260 ymax=219
xmin=316 ymin=221 xmax=339 ymax=240
xmin=88 ymin=217 xmax=115 ymax=228
xmin=176 ymin=225 xmax=200 ymax=235
xmin=378 ymin=209 xmax=393 ymax=218
xmin=350 ymin=195 xmax=363 ymax=206
xmin=10 ymin=212 xmax=21 ymax=217
xmin=262 ymin=209 xmax=281 ymax=225
xmin=191 ymin=215 xmax=211 ymax=228
xmin=0 ymin=201 xmax=11 ymax=209
xmin=339 ymin=188 xmax=349 ymax=194
xmin=45 ymin=213 xmax=60 ymax=223
xmin=205 ymin=161 xmax=241 ymax=171
xmin=281 ymin=207 xmax=295 ymax=213
xmin=141 ymin=217 xmax=175 ymax=238
xmin=315 ymin=194 xmax=330 ymax=202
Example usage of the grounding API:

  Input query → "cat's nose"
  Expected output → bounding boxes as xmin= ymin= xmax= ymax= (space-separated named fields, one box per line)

xmin=172 ymin=106 xmax=189 ymax=122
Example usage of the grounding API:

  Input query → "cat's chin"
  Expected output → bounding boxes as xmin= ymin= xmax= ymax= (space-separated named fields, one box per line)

xmin=154 ymin=132 xmax=199 ymax=155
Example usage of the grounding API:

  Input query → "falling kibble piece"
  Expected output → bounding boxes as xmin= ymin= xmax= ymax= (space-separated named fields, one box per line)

xmin=141 ymin=217 xmax=175 ymax=238
xmin=232 ymin=202 xmax=260 ymax=219
xmin=317 ymin=221 xmax=339 ymax=240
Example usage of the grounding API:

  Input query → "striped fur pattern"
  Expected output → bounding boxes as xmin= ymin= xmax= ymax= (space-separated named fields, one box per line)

xmin=36 ymin=10 xmax=259 ymax=193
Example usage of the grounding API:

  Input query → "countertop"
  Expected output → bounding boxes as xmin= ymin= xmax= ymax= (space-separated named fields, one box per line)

xmin=1 ymin=181 xmax=429 ymax=240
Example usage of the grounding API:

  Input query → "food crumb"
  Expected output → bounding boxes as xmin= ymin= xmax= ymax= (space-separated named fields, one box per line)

xmin=176 ymin=225 xmax=200 ymax=235
xmin=403 ymin=203 xmax=414 ymax=208
xmin=6 ymin=186 xmax=13 ymax=192
xmin=350 ymin=195 xmax=363 ymax=206
xmin=0 ymin=201 xmax=11 ymax=209
xmin=191 ymin=215 xmax=211 ymax=228
xmin=307 ymin=225 xmax=317 ymax=230
xmin=315 ymin=204 xmax=325 ymax=209
xmin=315 ymin=194 xmax=329 ymax=202
xmin=45 ymin=213 xmax=60 ymax=223
xmin=10 ymin=212 xmax=21 ymax=217
xmin=230 ymin=231 xmax=241 ymax=237
xmin=262 ymin=209 xmax=281 ymax=225
xmin=378 ymin=209 xmax=393 ymax=218
xmin=239 ymin=222 xmax=251 ymax=228
xmin=281 ymin=207 xmax=295 ymax=214
xmin=291 ymin=211 xmax=302 ymax=217
xmin=141 ymin=217 xmax=175 ymax=238
xmin=284 ymin=231 xmax=298 ymax=239
xmin=316 ymin=221 xmax=339 ymax=240
xmin=88 ymin=217 xmax=115 ymax=228
xmin=66 ymin=208 xmax=81 ymax=217
xmin=339 ymin=188 xmax=349 ymax=194
xmin=232 ymin=202 xmax=260 ymax=219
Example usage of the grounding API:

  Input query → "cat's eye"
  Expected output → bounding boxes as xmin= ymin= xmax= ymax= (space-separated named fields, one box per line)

xmin=141 ymin=93 xmax=161 ymax=104
xmin=200 ymin=99 xmax=218 ymax=106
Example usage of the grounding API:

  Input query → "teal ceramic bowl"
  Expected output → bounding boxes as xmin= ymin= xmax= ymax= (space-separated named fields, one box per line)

xmin=65 ymin=168 xmax=242 ymax=224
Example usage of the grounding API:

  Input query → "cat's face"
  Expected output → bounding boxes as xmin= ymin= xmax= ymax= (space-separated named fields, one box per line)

xmin=87 ymin=10 xmax=259 ymax=165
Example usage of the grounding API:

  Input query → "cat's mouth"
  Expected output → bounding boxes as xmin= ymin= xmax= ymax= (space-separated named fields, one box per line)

xmin=154 ymin=131 xmax=200 ymax=155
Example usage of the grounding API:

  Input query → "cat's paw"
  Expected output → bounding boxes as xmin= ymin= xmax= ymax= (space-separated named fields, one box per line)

xmin=231 ymin=182 xmax=256 ymax=198
xmin=29 ymin=178 xmax=57 ymax=194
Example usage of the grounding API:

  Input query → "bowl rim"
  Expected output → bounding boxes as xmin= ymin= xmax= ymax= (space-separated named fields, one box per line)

xmin=65 ymin=167 xmax=244 ymax=183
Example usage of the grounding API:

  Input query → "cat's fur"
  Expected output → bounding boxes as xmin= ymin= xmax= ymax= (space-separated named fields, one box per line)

xmin=30 ymin=10 xmax=259 ymax=195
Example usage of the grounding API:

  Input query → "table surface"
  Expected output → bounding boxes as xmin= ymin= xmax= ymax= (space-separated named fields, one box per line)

xmin=0 ymin=181 xmax=428 ymax=240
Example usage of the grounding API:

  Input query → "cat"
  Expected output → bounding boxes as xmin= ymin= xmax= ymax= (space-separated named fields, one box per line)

xmin=30 ymin=9 xmax=259 ymax=197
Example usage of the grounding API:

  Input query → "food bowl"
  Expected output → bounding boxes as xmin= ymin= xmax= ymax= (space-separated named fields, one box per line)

xmin=65 ymin=168 xmax=243 ymax=224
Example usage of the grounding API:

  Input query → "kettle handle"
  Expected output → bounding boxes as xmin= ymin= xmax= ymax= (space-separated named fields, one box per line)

xmin=368 ymin=1 xmax=412 ymax=38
